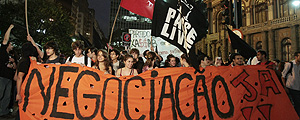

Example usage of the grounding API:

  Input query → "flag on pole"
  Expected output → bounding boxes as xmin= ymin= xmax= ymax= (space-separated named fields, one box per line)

xmin=151 ymin=0 xmax=208 ymax=72
xmin=120 ymin=0 xmax=155 ymax=19
xmin=226 ymin=27 xmax=256 ymax=59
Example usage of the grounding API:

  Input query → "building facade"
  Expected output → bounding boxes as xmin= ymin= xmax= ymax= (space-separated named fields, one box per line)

xmin=55 ymin=0 xmax=102 ymax=44
xmin=197 ymin=0 xmax=300 ymax=62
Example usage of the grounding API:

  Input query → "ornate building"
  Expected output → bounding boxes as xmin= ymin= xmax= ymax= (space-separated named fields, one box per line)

xmin=197 ymin=0 xmax=300 ymax=62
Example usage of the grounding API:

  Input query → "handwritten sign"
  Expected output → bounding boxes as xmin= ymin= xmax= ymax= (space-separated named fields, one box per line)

xmin=19 ymin=62 xmax=298 ymax=120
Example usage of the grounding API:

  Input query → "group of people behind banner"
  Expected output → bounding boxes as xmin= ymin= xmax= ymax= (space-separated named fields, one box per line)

xmin=1 ymin=24 xmax=300 ymax=119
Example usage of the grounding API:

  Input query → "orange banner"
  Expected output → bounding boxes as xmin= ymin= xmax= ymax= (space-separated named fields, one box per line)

xmin=19 ymin=61 xmax=298 ymax=120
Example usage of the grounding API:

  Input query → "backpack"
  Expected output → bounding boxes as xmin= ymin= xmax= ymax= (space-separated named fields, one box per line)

xmin=69 ymin=55 xmax=88 ymax=66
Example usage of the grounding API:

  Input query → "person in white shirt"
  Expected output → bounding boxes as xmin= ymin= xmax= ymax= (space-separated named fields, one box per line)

xmin=282 ymin=51 xmax=300 ymax=117
xmin=65 ymin=40 xmax=91 ymax=67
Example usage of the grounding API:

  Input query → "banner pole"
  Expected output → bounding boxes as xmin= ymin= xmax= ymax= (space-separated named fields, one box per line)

xmin=25 ymin=0 xmax=29 ymax=35
xmin=108 ymin=4 xmax=121 ymax=53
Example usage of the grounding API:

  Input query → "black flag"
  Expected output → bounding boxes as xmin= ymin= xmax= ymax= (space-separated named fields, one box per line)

xmin=226 ymin=27 xmax=256 ymax=59
xmin=151 ymin=0 xmax=208 ymax=72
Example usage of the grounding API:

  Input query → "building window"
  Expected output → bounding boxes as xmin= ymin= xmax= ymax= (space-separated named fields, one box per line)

xmin=282 ymin=38 xmax=292 ymax=61
xmin=253 ymin=0 xmax=268 ymax=24
xmin=242 ymin=3 xmax=246 ymax=27
xmin=256 ymin=41 xmax=262 ymax=50
xmin=216 ymin=10 xmax=223 ymax=33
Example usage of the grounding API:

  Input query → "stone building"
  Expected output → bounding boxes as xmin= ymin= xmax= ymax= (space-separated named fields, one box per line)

xmin=197 ymin=0 xmax=300 ymax=62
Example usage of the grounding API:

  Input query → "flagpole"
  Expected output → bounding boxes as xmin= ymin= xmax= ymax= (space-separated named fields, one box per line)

xmin=150 ymin=36 xmax=153 ymax=50
xmin=25 ymin=0 xmax=29 ymax=35
xmin=178 ymin=1 xmax=188 ymax=56
xmin=108 ymin=4 xmax=121 ymax=53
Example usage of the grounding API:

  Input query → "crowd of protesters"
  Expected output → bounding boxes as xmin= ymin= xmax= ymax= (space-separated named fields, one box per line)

xmin=1 ymin=24 xmax=300 ymax=119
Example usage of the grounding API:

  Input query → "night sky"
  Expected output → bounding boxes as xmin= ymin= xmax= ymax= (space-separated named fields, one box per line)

xmin=88 ymin=0 xmax=110 ymax=38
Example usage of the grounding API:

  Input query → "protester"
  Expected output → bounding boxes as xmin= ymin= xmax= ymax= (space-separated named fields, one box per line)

xmin=143 ymin=47 xmax=163 ymax=67
xmin=143 ymin=50 xmax=150 ymax=59
xmin=109 ymin=49 xmax=124 ymax=75
xmin=180 ymin=53 xmax=191 ymax=67
xmin=198 ymin=54 xmax=210 ymax=68
xmin=256 ymin=50 xmax=275 ymax=67
xmin=214 ymin=56 xmax=225 ymax=67
xmin=230 ymin=53 xmax=245 ymax=66
xmin=278 ymin=61 xmax=285 ymax=72
xmin=43 ymin=41 xmax=65 ymax=64
xmin=15 ymin=35 xmax=42 ymax=120
xmin=164 ymin=54 xmax=177 ymax=67
xmin=142 ymin=51 xmax=158 ymax=72
xmin=281 ymin=51 xmax=300 ymax=117
xmin=86 ymin=47 xmax=98 ymax=66
xmin=130 ymin=48 xmax=144 ymax=74
xmin=92 ymin=49 xmax=112 ymax=74
xmin=0 ymin=25 xmax=16 ymax=117
xmin=207 ymin=57 xmax=214 ymax=66
xmin=273 ymin=59 xmax=281 ymax=70
xmin=116 ymin=55 xmax=138 ymax=77
xmin=119 ymin=50 xmax=128 ymax=61
xmin=66 ymin=40 xmax=91 ymax=67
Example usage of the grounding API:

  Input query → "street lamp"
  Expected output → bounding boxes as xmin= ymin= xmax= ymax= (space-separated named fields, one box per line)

xmin=293 ymin=0 xmax=300 ymax=14
xmin=293 ymin=0 xmax=300 ymax=6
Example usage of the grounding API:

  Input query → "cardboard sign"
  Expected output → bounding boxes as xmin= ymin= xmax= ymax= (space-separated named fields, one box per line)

xmin=19 ymin=62 xmax=298 ymax=120
xmin=129 ymin=29 xmax=182 ymax=61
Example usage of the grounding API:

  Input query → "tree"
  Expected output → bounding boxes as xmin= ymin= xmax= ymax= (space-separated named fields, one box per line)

xmin=0 ymin=0 xmax=75 ymax=57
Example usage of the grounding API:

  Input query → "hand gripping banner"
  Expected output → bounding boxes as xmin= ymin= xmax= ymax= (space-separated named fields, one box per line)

xmin=19 ymin=61 xmax=298 ymax=120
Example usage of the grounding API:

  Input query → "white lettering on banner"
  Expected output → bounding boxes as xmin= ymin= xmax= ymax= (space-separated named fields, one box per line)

xmin=160 ymin=7 xmax=197 ymax=54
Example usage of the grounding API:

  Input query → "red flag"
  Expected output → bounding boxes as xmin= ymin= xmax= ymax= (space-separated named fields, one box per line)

xmin=120 ymin=0 xmax=154 ymax=19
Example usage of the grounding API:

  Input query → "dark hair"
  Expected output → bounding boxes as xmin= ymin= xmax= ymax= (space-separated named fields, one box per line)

xmin=143 ymin=50 xmax=150 ymax=58
xmin=87 ymin=47 xmax=98 ymax=54
xmin=109 ymin=49 xmax=120 ymax=56
xmin=21 ymin=42 xmax=38 ymax=58
xmin=273 ymin=59 xmax=280 ymax=63
xmin=197 ymin=54 xmax=207 ymax=63
xmin=95 ymin=49 xmax=110 ymax=72
xmin=144 ymin=51 xmax=156 ymax=67
xmin=164 ymin=54 xmax=176 ymax=67
xmin=123 ymin=54 xmax=134 ymax=62
xmin=166 ymin=54 xmax=176 ymax=62
xmin=44 ymin=41 xmax=59 ymax=55
xmin=294 ymin=51 xmax=300 ymax=56
xmin=121 ymin=50 xmax=128 ymax=55
xmin=71 ymin=40 xmax=84 ymax=50
xmin=278 ymin=62 xmax=285 ymax=72
xmin=181 ymin=53 xmax=191 ymax=66
xmin=230 ymin=53 xmax=242 ymax=61
xmin=257 ymin=50 xmax=267 ymax=57
xmin=130 ymin=48 xmax=140 ymax=55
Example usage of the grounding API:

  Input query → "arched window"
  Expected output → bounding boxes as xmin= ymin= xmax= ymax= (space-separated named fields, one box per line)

xmin=282 ymin=38 xmax=292 ymax=61
xmin=216 ymin=10 xmax=223 ymax=33
xmin=254 ymin=0 xmax=268 ymax=24
xmin=279 ymin=0 xmax=290 ymax=17
xmin=256 ymin=41 xmax=263 ymax=50
xmin=242 ymin=2 xmax=247 ymax=27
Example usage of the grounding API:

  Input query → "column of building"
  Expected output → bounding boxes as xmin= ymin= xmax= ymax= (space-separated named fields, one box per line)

xmin=268 ymin=30 xmax=275 ymax=60
xmin=262 ymin=31 xmax=268 ymax=54
xmin=290 ymin=25 xmax=299 ymax=54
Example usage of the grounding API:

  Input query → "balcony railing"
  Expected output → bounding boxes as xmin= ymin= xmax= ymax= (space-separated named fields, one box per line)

xmin=241 ymin=15 xmax=298 ymax=32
